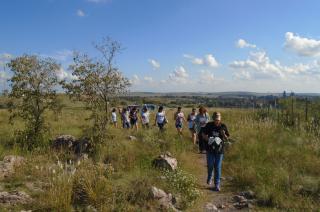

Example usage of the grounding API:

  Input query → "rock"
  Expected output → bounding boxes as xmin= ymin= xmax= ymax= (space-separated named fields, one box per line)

xmin=152 ymin=152 xmax=178 ymax=171
xmin=217 ymin=203 xmax=226 ymax=209
xmin=0 ymin=155 xmax=25 ymax=180
xmin=204 ymin=202 xmax=219 ymax=211
xmin=172 ymin=194 xmax=183 ymax=210
xmin=233 ymin=202 xmax=249 ymax=209
xmin=73 ymin=137 xmax=92 ymax=155
xmin=52 ymin=135 xmax=91 ymax=155
xmin=86 ymin=205 xmax=98 ymax=212
xmin=240 ymin=190 xmax=255 ymax=199
xmin=0 ymin=191 xmax=32 ymax=205
xmin=233 ymin=195 xmax=247 ymax=203
xmin=151 ymin=186 xmax=168 ymax=199
xmin=128 ymin=135 xmax=137 ymax=141
xmin=52 ymin=135 xmax=76 ymax=150
xmin=150 ymin=186 xmax=180 ymax=212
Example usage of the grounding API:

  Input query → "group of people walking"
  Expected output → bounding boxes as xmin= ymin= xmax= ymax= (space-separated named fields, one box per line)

xmin=111 ymin=105 xmax=230 ymax=192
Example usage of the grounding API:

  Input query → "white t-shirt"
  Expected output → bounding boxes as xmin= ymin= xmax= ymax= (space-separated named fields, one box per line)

xmin=199 ymin=116 xmax=208 ymax=127
xmin=141 ymin=111 xmax=150 ymax=124
xmin=111 ymin=112 xmax=117 ymax=122
xmin=156 ymin=112 xmax=166 ymax=124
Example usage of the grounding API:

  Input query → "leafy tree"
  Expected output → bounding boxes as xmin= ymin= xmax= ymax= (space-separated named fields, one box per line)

xmin=63 ymin=37 xmax=130 ymax=142
xmin=7 ymin=55 xmax=60 ymax=150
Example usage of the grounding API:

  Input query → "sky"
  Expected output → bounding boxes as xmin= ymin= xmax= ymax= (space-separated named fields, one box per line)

xmin=1 ymin=0 xmax=320 ymax=93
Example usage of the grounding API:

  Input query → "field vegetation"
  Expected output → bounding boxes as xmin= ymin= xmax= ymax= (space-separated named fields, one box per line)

xmin=0 ymin=94 xmax=319 ymax=211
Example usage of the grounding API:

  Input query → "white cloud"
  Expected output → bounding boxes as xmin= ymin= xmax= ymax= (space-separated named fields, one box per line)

xmin=143 ymin=76 xmax=153 ymax=83
xmin=199 ymin=70 xmax=215 ymax=83
xmin=184 ymin=54 xmax=219 ymax=68
xmin=285 ymin=32 xmax=320 ymax=57
xmin=236 ymin=39 xmax=256 ymax=49
xmin=130 ymin=74 xmax=140 ymax=85
xmin=77 ymin=9 xmax=85 ymax=17
xmin=230 ymin=51 xmax=316 ymax=80
xmin=205 ymin=54 xmax=219 ymax=68
xmin=148 ymin=59 xmax=160 ymax=70
xmin=233 ymin=70 xmax=252 ymax=80
xmin=55 ymin=67 xmax=77 ymax=81
xmin=169 ymin=66 xmax=189 ymax=84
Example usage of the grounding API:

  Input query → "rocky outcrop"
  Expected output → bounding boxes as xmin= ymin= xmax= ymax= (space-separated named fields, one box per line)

xmin=0 ymin=155 xmax=25 ymax=180
xmin=152 ymin=152 xmax=177 ymax=171
xmin=52 ymin=135 xmax=91 ymax=155
xmin=233 ymin=190 xmax=256 ymax=209
xmin=204 ymin=202 xmax=219 ymax=212
xmin=150 ymin=186 xmax=180 ymax=212
xmin=0 ymin=191 xmax=32 ymax=205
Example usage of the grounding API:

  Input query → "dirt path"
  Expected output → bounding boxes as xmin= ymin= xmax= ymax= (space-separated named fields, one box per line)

xmin=186 ymin=151 xmax=249 ymax=212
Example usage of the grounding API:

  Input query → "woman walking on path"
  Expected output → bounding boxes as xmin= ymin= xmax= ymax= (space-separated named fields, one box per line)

xmin=174 ymin=107 xmax=186 ymax=137
xmin=195 ymin=106 xmax=210 ymax=153
xmin=141 ymin=106 xmax=150 ymax=128
xmin=202 ymin=112 xmax=230 ymax=191
xmin=129 ymin=107 xmax=139 ymax=131
xmin=187 ymin=108 xmax=197 ymax=144
xmin=154 ymin=106 xmax=167 ymax=132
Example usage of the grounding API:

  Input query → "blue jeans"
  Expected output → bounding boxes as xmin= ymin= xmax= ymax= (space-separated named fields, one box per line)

xmin=206 ymin=153 xmax=223 ymax=186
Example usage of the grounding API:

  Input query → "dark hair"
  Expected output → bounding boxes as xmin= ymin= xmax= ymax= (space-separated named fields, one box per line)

xmin=178 ymin=107 xmax=182 ymax=110
xmin=112 ymin=108 xmax=116 ymax=112
xmin=192 ymin=108 xmax=196 ymax=112
xmin=158 ymin=106 xmax=164 ymax=112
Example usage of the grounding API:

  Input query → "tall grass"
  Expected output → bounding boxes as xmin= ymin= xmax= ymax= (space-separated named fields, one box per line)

xmin=0 ymin=97 xmax=319 ymax=210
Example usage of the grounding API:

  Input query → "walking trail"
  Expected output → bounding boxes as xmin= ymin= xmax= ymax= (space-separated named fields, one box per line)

xmin=185 ymin=150 xmax=250 ymax=212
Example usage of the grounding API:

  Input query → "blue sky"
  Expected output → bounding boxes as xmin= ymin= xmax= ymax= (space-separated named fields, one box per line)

xmin=1 ymin=0 xmax=320 ymax=92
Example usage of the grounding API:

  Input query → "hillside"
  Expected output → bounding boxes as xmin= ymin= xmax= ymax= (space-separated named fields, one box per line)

xmin=0 ymin=96 xmax=319 ymax=211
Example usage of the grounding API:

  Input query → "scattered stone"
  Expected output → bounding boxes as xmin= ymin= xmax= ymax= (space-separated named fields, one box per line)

xmin=152 ymin=152 xmax=178 ymax=171
xmin=128 ymin=135 xmax=137 ymax=141
xmin=0 ymin=155 xmax=25 ymax=180
xmin=172 ymin=194 xmax=183 ymax=210
xmin=233 ymin=202 xmax=249 ymax=210
xmin=86 ymin=205 xmax=98 ymax=212
xmin=240 ymin=190 xmax=255 ymax=199
xmin=150 ymin=186 xmax=180 ymax=212
xmin=204 ymin=202 xmax=219 ymax=211
xmin=233 ymin=195 xmax=247 ymax=203
xmin=52 ymin=135 xmax=92 ymax=155
xmin=217 ymin=203 xmax=226 ymax=209
xmin=0 ymin=191 xmax=32 ymax=205
xmin=73 ymin=137 xmax=91 ymax=155
xmin=52 ymin=134 xmax=76 ymax=150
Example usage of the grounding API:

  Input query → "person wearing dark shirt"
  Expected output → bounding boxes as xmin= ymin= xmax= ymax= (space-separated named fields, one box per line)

xmin=202 ymin=112 xmax=230 ymax=191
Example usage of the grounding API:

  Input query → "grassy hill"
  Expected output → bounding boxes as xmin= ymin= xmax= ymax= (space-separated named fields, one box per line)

xmin=0 ymin=96 xmax=319 ymax=211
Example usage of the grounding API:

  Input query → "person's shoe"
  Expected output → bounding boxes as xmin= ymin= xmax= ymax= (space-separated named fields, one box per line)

xmin=214 ymin=185 xmax=221 ymax=192
xmin=207 ymin=179 xmax=212 ymax=185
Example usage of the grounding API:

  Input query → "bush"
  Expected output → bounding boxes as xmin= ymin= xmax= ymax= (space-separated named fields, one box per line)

xmin=163 ymin=169 xmax=201 ymax=209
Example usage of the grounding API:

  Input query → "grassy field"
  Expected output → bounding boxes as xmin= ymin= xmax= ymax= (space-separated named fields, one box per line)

xmin=0 ymin=96 xmax=319 ymax=211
